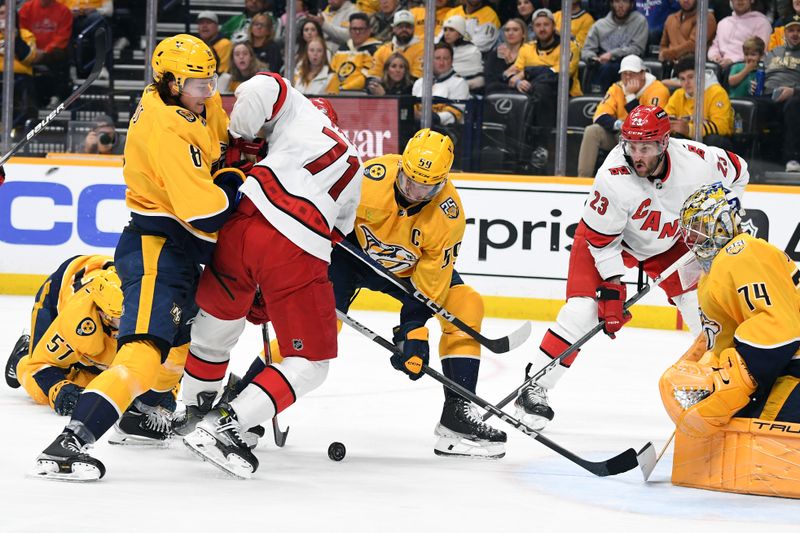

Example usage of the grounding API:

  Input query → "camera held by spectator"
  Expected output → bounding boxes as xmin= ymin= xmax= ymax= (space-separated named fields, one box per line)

xmin=82 ymin=115 xmax=124 ymax=155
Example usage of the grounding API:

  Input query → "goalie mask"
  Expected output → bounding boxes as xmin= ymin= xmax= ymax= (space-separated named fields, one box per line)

xmin=152 ymin=34 xmax=218 ymax=97
xmin=679 ymin=182 xmax=742 ymax=269
xmin=397 ymin=129 xmax=454 ymax=203
xmin=88 ymin=269 xmax=123 ymax=330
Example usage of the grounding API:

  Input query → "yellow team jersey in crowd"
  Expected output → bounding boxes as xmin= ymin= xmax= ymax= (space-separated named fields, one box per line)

xmin=513 ymin=38 xmax=582 ymax=96
xmin=356 ymin=155 xmax=466 ymax=304
xmin=444 ymin=5 xmax=500 ymax=46
xmin=124 ymin=87 xmax=229 ymax=258
xmin=327 ymin=39 xmax=382 ymax=93
xmin=58 ymin=0 xmax=107 ymax=9
xmin=0 ymin=28 xmax=37 ymax=75
xmin=768 ymin=26 xmax=784 ymax=51
xmin=553 ymin=9 xmax=595 ymax=48
xmin=369 ymin=39 xmax=425 ymax=79
xmin=594 ymin=79 xmax=671 ymax=122
xmin=410 ymin=6 xmax=450 ymax=39
xmin=664 ymin=83 xmax=733 ymax=137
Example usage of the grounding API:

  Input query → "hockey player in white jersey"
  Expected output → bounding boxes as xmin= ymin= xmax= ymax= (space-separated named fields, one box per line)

xmin=179 ymin=74 xmax=363 ymax=478
xmin=516 ymin=105 xmax=749 ymax=430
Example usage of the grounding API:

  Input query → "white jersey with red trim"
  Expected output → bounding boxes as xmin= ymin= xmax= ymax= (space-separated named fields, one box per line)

xmin=582 ymin=139 xmax=749 ymax=280
xmin=229 ymin=73 xmax=363 ymax=262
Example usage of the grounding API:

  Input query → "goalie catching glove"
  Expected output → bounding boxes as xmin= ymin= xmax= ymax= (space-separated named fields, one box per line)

xmin=597 ymin=280 xmax=631 ymax=337
xmin=391 ymin=323 xmax=429 ymax=381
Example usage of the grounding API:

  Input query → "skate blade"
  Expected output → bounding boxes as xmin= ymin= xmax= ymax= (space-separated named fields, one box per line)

xmin=108 ymin=428 xmax=173 ymax=448
xmin=515 ymin=408 xmax=549 ymax=431
xmin=30 ymin=460 xmax=102 ymax=482
xmin=183 ymin=428 xmax=253 ymax=480
xmin=433 ymin=435 xmax=506 ymax=460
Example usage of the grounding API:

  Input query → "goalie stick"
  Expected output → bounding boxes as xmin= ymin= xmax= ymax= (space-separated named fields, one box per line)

xmin=0 ymin=28 xmax=108 ymax=169
xmin=336 ymin=308 xmax=656 ymax=478
xmin=337 ymin=238 xmax=531 ymax=353
xmin=483 ymin=250 xmax=697 ymax=422
xmin=262 ymin=323 xmax=289 ymax=447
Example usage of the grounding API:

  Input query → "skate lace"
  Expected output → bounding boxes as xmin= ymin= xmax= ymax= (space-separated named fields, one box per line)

xmin=62 ymin=434 xmax=84 ymax=454
xmin=520 ymin=383 xmax=548 ymax=406
xmin=143 ymin=407 xmax=172 ymax=435
xmin=457 ymin=401 xmax=494 ymax=433
xmin=218 ymin=417 xmax=248 ymax=447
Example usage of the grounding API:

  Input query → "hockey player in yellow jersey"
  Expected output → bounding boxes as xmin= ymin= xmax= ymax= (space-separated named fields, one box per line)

xmin=659 ymin=182 xmax=800 ymax=498
xmin=32 ymin=34 xmax=246 ymax=481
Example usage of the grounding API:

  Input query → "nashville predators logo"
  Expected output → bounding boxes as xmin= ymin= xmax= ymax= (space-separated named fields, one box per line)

xmin=724 ymin=238 xmax=746 ymax=256
xmin=700 ymin=309 xmax=721 ymax=349
xmin=365 ymin=163 xmax=386 ymax=180
xmin=439 ymin=197 xmax=459 ymax=219
xmin=77 ymin=317 xmax=97 ymax=336
xmin=360 ymin=225 xmax=418 ymax=273
xmin=175 ymin=108 xmax=197 ymax=123
xmin=337 ymin=61 xmax=356 ymax=82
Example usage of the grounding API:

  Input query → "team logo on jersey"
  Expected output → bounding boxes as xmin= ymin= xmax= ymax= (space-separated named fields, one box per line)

xmin=337 ymin=61 xmax=356 ymax=81
xmin=700 ymin=309 xmax=721 ymax=349
xmin=724 ymin=238 xmax=746 ymax=256
xmin=292 ymin=339 xmax=304 ymax=351
xmin=77 ymin=317 xmax=97 ymax=336
xmin=170 ymin=304 xmax=182 ymax=326
xmin=365 ymin=163 xmax=386 ymax=180
xmin=175 ymin=108 xmax=197 ymax=123
xmin=439 ymin=197 xmax=459 ymax=219
xmin=360 ymin=225 xmax=418 ymax=273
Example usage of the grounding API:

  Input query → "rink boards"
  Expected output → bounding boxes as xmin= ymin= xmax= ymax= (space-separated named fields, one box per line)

xmin=1 ymin=157 xmax=798 ymax=330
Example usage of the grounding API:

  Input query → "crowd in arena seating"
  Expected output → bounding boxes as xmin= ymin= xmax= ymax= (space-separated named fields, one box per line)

xmin=1 ymin=0 xmax=799 ymax=176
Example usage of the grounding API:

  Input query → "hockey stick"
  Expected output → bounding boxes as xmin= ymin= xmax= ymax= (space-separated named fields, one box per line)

xmin=642 ymin=430 xmax=676 ymax=482
xmin=0 ymin=28 xmax=108 ymax=168
xmin=337 ymin=239 xmax=531 ymax=353
xmin=262 ymin=323 xmax=289 ymax=447
xmin=483 ymin=249 xmax=697 ymax=422
xmin=336 ymin=309 xmax=655 ymax=478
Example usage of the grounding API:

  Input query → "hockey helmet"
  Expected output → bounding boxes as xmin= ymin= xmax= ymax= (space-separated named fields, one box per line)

xmin=679 ymin=182 xmax=742 ymax=268
xmin=152 ymin=34 xmax=218 ymax=97
xmin=620 ymin=105 xmax=670 ymax=159
xmin=88 ymin=269 xmax=123 ymax=329
xmin=309 ymin=97 xmax=339 ymax=126
xmin=398 ymin=129 xmax=454 ymax=202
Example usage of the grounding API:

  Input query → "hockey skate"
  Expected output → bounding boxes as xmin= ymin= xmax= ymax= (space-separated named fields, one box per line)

xmin=5 ymin=333 xmax=29 ymax=389
xmin=172 ymin=390 xmax=217 ymax=436
xmin=514 ymin=382 xmax=555 ymax=431
xmin=183 ymin=404 xmax=259 ymax=479
xmin=434 ymin=397 xmax=507 ymax=459
xmin=33 ymin=430 xmax=105 ymax=482
xmin=109 ymin=401 xmax=173 ymax=446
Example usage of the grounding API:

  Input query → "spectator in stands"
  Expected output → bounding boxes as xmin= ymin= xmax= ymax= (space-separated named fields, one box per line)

xmin=763 ymin=14 xmax=800 ymax=171
xmin=440 ymin=15 xmax=485 ymax=91
xmin=659 ymin=0 xmax=717 ymax=74
xmin=636 ymin=0 xmax=680 ymax=49
xmin=444 ymin=0 xmax=501 ymax=53
xmin=368 ymin=10 xmax=424 ymax=83
xmin=221 ymin=0 xmax=269 ymax=41
xmin=276 ymin=0 xmax=311 ymax=43
xmin=294 ymin=18 xmax=325 ymax=61
xmin=554 ymin=2 xmax=596 ymax=48
xmin=577 ymin=54 xmax=670 ymax=176
xmin=249 ymin=12 xmax=283 ymax=73
xmin=582 ymin=0 xmax=648 ymax=93
xmin=309 ymin=0 xmax=359 ymax=55
xmin=367 ymin=51 xmax=414 ymax=94
xmin=411 ymin=0 xmax=451 ymax=40
xmin=197 ymin=11 xmax=233 ymax=74
xmin=727 ymin=36 xmax=765 ymax=96
xmin=81 ymin=114 xmax=124 ymax=155
xmin=60 ymin=0 xmax=111 ymax=77
xmin=0 ymin=4 xmax=38 ymax=129
xmin=665 ymin=55 xmax=734 ymax=148
xmin=412 ymin=41 xmax=470 ymax=129
xmin=371 ymin=0 xmax=401 ymax=43
xmin=768 ymin=0 xmax=800 ymax=51
xmin=708 ymin=0 xmax=771 ymax=68
xmin=294 ymin=35 xmax=333 ymax=95
xmin=484 ymin=18 xmax=527 ymax=93
xmin=358 ymin=0 xmax=380 ymax=16
xmin=327 ymin=13 xmax=382 ymax=94
xmin=513 ymin=0 xmax=536 ymax=41
xmin=18 ymin=0 xmax=72 ymax=107
xmin=219 ymin=42 xmax=268 ymax=94
xmin=509 ymin=8 xmax=583 ymax=170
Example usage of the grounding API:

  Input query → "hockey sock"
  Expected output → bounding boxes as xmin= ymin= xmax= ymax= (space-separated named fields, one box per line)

xmin=69 ymin=391 xmax=121 ymax=443
xmin=441 ymin=357 xmax=480 ymax=400
xmin=239 ymin=356 xmax=267 ymax=393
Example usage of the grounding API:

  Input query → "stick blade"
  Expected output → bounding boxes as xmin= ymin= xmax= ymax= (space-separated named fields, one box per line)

xmin=598 ymin=447 xmax=640 ymax=476
xmin=486 ymin=320 xmax=532 ymax=353
xmin=637 ymin=441 xmax=658 ymax=481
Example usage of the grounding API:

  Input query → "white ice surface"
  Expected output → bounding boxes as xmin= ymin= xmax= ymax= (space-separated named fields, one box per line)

xmin=0 ymin=294 xmax=797 ymax=533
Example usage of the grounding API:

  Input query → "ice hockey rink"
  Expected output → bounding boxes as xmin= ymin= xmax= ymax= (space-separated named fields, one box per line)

xmin=0 ymin=294 xmax=796 ymax=533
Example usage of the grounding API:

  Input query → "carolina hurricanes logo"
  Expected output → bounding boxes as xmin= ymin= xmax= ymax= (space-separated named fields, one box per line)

xmin=360 ymin=225 xmax=418 ymax=273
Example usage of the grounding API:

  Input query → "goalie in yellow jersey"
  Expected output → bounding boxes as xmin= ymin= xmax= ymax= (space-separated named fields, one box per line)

xmin=658 ymin=182 xmax=800 ymax=498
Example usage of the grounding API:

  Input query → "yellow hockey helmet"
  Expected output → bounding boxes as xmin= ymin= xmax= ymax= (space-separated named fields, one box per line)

xmin=152 ymin=34 xmax=218 ymax=96
xmin=88 ymin=269 xmax=123 ymax=326
xmin=398 ymin=129 xmax=454 ymax=202
xmin=679 ymin=182 xmax=742 ymax=268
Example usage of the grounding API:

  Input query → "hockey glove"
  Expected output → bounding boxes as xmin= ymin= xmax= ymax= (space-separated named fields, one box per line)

xmin=597 ymin=281 xmax=631 ymax=338
xmin=246 ymin=289 xmax=270 ymax=325
xmin=50 ymin=381 xmax=84 ymax=416
xmin=213 ymin=167 xmax=247 ymax=208
xmin=391 ymin=322 xmax=429 ymax=381
xmin=0 ymin=165 xmax=5 ymax=186
xmin=226 ymin=135 xmax=266 ymax=174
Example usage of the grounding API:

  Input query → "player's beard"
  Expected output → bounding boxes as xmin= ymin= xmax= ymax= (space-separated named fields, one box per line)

xmin=632 ymin=156 xmax=660 ymax=178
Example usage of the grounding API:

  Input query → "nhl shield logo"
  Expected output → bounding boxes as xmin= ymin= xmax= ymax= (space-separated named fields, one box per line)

xmin=292 ymin=338 xmax=304 ymax=351
xmin=77 ymin=317 xmax=97 ymax=336
xmin=740 ymin=218 xmax=758 ymax=237
xmin=439 ymin=197 xmax=459 ymax=219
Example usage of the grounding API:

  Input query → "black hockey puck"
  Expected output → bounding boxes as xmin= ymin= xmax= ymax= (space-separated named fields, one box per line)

xmin=328 ymin=441 xmax=346 ymax=461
